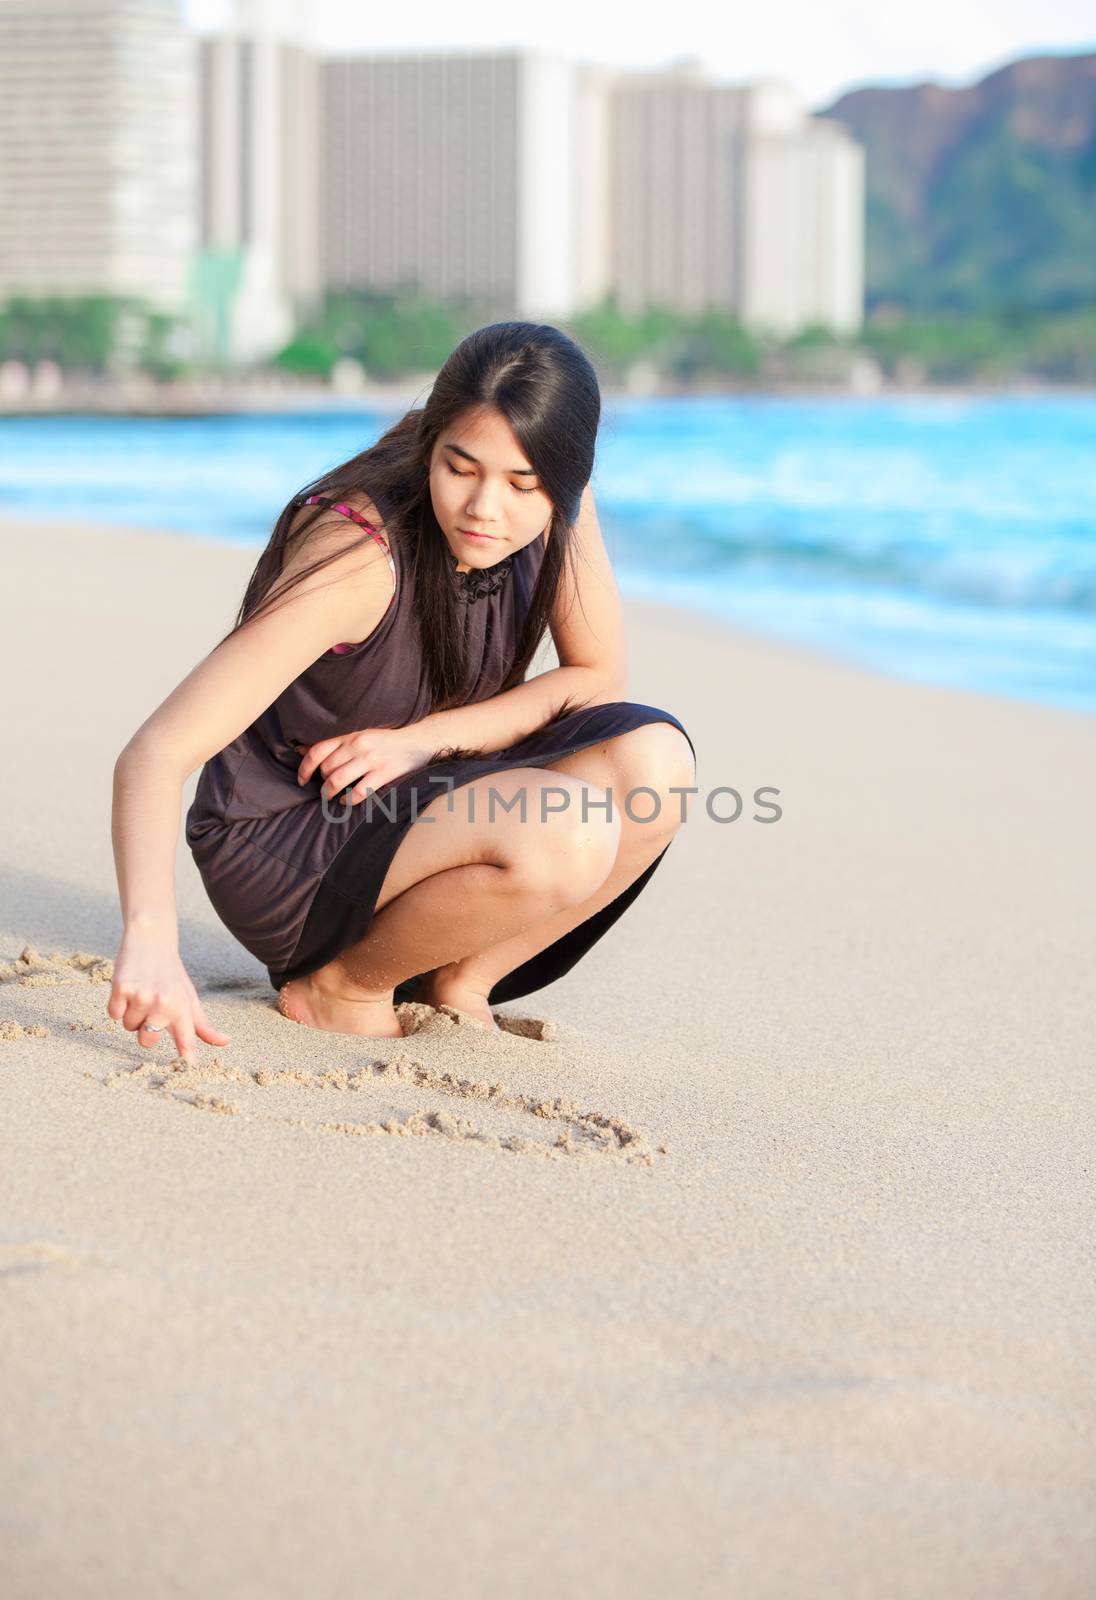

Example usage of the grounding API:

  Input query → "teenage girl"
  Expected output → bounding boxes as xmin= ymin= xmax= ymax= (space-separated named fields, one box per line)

xmin=108 ymin=321 xmax=696 ymax=1059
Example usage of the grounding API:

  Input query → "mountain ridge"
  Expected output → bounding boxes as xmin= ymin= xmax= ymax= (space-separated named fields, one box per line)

xmin=819 ymin=51 xmax=1096 ymax=312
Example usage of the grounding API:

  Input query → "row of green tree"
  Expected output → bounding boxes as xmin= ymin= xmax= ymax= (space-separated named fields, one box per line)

xmin=275 ymin=291 xmax=1096 ymax=384
xmin=0 ymin=297 xmax=181 ymax=381
xmin=3 ymin=290 xmax=1096 ymax=387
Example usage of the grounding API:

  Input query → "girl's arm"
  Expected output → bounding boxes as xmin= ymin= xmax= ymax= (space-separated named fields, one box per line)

xmin=109 ymin=521 xmax=394 ymax=1060
xmin=113 ymin=527 xmax=394 ymax=914
xmin=416 ymin=486 xmax=628 ymax=756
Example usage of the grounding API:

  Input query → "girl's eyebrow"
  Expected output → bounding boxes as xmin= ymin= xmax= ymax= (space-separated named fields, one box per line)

xmin=443 ymin=441 xmax=537 ymax=476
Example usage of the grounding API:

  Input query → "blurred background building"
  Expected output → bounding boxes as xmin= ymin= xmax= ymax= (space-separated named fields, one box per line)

xmin=195 ymin=0 xmax=320 ymax=363
xmin=0 ymin=0 xmax=195 ymax=311
xmin=608 ymin=63 xmax=863 ymax=336
xmin=736 ymin=81 xmax=863 ymax=336
xmin=319 ymin=50 xmax=582 ymax=323
xmin=0 ymin=0 xmax=867 ymax=371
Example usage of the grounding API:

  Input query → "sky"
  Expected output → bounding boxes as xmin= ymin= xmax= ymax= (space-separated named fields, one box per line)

xmin=185 ymin=0 xmax=1096 ymax=110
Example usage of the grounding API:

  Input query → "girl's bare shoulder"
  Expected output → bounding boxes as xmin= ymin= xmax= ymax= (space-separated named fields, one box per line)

xmin=289 ymin=491 xmax=387 ymax=544
xmin=282 ymin=493 xmax=392 ymax=581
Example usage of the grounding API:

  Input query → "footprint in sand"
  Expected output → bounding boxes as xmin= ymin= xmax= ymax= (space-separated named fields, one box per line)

xmin=395 ymin=998 xmax=557 ymax=1041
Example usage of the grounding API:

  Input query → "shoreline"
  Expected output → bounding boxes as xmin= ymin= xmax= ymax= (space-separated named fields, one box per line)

xmin=3 ymin=374 xmax=1096 ymax=417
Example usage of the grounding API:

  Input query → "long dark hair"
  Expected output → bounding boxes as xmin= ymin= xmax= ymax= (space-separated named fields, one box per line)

xmin=216 ymin=321 xmax=603 ymax=743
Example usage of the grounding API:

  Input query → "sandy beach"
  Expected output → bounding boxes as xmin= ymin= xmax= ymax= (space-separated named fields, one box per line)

xmin=1 ymin=510 xmax=1093 ymax=1598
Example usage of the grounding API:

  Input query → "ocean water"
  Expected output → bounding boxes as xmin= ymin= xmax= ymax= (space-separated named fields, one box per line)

xmin=2 ymin=393 xmax=1094 ymax=714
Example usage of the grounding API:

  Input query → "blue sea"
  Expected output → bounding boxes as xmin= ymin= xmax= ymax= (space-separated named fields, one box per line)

xmin=2 ymin=393 xmax=1094 ymax=714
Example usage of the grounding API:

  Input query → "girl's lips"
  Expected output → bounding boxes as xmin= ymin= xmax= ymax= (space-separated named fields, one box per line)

xmin=459 ymin=528 xmax=496 ymax=540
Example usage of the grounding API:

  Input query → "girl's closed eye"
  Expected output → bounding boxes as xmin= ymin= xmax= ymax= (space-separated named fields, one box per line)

xmin=445 ymin=461 xmax=538 ymax=495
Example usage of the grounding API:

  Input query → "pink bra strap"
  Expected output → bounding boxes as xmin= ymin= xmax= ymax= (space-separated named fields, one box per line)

xmin=301 ymin=494 xmax=393 ymax=561
xmin=301 ymin=495 xmax=397 ymax=658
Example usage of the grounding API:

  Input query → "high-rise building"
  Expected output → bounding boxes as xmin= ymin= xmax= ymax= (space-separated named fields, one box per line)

xmin=319 ymin=49 xmax=584 ymax=320
xmin=606 ymin=66 xmax=864 ymax=335
xmin=0 ymin=0 xmax=195 ymax=312
xmin=736 ymin=82 xmax=864 ymax=336
xmin=195 ymin=0 xmax=321 ymax=364
xmin=0 ymin=4 xmax=865 ymax=364
xmin=608 ymin=61 xmax=744 ymax=319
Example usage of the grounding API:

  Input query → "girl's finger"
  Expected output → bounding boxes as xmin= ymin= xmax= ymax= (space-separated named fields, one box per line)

xmin=332 ymin=762 xmax=380 ymax=802
xmin=321 ymin=760 xmax=361 ymax=799
xmin=171 ymin=1024 xmax=196 ymax=1068
xmin=305 ymin=754 xmax=348 ymax=788
xmin=194 ymin=1008 xmax=232 ymax=1046
xmin=296 ymin=737 xmax=338 ymax=784
xmin=351 ymin=770 xmax=386 ymax=803
xmin=122 ymin=993 xmax=154 ymax=1032
xmin=108 ymin=985 xmax=133 ymax=1021
xmin=311 ymin=735 xmax=342 ymax=759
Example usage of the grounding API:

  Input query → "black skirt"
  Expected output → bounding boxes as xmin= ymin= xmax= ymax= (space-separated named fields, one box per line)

xmin=268 ymin=700 xmax=695 ymax=1007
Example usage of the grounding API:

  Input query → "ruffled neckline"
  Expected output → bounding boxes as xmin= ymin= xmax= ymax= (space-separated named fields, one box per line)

xmin=445 ymin=544 xmax=515 ymax=602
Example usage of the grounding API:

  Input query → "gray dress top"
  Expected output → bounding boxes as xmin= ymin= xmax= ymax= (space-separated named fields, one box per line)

xmin=185 ymin=494 xmax=695 ymax=1006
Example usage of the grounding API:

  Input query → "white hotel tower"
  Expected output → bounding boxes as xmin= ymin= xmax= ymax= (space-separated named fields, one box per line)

xmin=609 ymin=64 xmax=864 ymax=335
xmin=0 ymin=0 xmax=194 ymax=311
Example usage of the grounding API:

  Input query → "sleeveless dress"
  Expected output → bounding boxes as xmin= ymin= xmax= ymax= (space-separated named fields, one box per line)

xmin=184 ymin=494 xmax=696 ymax=1008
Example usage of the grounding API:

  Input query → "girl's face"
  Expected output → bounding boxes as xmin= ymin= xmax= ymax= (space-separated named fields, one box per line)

xmin=428 ymin=405 xmax=552 ymax=572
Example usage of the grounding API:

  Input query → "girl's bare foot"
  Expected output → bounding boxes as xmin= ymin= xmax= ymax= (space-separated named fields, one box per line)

xmin=418 ymin=966 xmax=500 ymax=1031
xmin=277 ymin=975 xmax=404 ymax=1038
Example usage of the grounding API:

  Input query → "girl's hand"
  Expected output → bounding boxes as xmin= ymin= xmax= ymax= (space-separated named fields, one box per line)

xmin=294 ymin=727 xmax=437 ymax=805
xmin=107 ymin=931 xmax=232 ymax=1068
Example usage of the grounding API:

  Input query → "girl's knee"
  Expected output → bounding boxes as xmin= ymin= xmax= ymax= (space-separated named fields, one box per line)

xmin=501 ymin=774 xmax=620 ymax=908
xmin=611 ymin=722 xmax=695 ymax=831
xmin=632 ymin=721 xmax=695 ymax=785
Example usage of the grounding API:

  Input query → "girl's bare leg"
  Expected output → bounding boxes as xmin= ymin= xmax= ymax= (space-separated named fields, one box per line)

xmin=279 ymin=768 xmax=621 ymax=1037
xmin=420 ymin=722 xmax=696 ymax=1021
